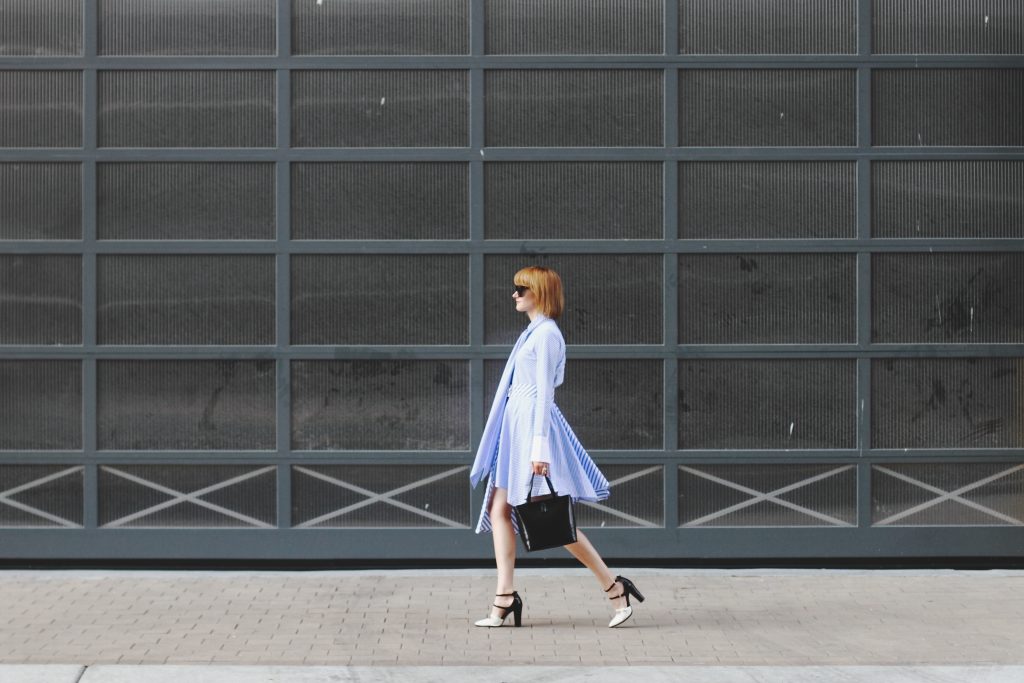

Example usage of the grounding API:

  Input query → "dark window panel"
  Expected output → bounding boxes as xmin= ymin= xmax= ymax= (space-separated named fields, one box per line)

xmin=679 ymin=464 xmax=857 ymax=527
xmin=97 ymin=255 xmax=275 ymax=345
xmin=0 ymin=255 xmax=81 ymax=345
xmin=484 ymin=162 xmax=662 ymax=240
xmin=680 ymin=161 xmax=856 ymax=239
xmin=0 ymin=465 xmax=83 ymax=528
xmin=872 ymin=358 xmax=1023 ymax=449
xmin=680 ymin=0 xmax=857 ymax=55
xmin=291 ymin=254 xmax=468 ymax=345
xmin=679 ymin=254 xmax=856 ymax=344
xmin=576 ymin=464 xmax=664 ymax=528
xmin=291 ymin=464 xmax=470 ymax=528
xmin=679 ymin=360 xmax=857 ymax=449
xmin=99 ymin=465 xmax=277 ymax=528
xmin=485 ymin=359 xmax=663 ymax=450
xmin=484 ymin=254 xmax=663 ymax=345
xmin=872 ymin=462 xmax=1024 ymax=526
xmin=486 ymin=0 xmax=662 ymax=55
xmin=0 ymin=70 xmax=81 ymax=148
xmin=0 ymin=361 xmax=81 ymax=450
xmin=97 ymin=360 xmax=276 ymax=450
xmin=98 ymin=70 xmax=275 ymax=148
xmin=872 ymin=161 xmax=1024 ymax=239
xmin=291 ymin=360 xmax=469 ymax=450
xmin=292 ymin=70 xmax=468 ymax=148
xmin=485 ymin=69 xmax=663 ymax=147
xmin=874 ymin=0 xmax=1024 ymax=55
xmin=873 ymin=69 xmax=1024 ymax=146
xmin=98 ymin=0 xmax=276 ymax=55
xmin=679 ymin=69 xmax=856 ymax=147
xmin=0 ymin=0 xmax=82 ymax=55
xmin=97 ymin=163 xmax=275 ymax=240
xmin=873 ymin=253 xmax=1024 ymax=344
xmin=292 ymin=0 xmax=468 ymax=55
xmin=292 ymin=163 xmax=468 ymax=240
xmin=0 ymin=163 xmax=81 ymax=240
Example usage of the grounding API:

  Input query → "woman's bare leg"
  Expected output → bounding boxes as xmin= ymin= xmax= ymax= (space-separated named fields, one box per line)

xmin=489 ymin=486 xmax=517 ymax=617
xmin=564 ymin=529 xmax=626 ymax=609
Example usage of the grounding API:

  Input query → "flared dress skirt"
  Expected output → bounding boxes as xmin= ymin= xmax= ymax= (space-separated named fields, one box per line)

xmin=475 ymin=384 xmax=610 ymax=535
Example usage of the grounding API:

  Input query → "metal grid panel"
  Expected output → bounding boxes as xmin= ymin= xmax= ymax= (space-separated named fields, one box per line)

xmin=0 ymin=0 xmax=1022 ymax=560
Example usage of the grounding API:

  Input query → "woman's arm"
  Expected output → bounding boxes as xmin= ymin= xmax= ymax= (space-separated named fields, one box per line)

xmin=529 ymin=327 xmax=563 ymax=467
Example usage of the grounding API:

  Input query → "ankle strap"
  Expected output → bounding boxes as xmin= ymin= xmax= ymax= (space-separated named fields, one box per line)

xmin=604 ymin=580 xmax=617 ymax=592
xmin=496 ymin=592 xmax=515 ymax=596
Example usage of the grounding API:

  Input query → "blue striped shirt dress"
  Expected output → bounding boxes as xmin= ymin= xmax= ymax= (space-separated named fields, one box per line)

xmin=469 ymin=314 xmax=610 ymax=535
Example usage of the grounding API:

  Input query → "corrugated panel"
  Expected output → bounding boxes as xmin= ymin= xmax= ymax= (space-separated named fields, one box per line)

xmin=292 ymin=70 xmax=468 ymax=148
xmin=577 ymin=464 xmax=664 ymax=528
xmin=485 ymin=69 xmax=663 ymax=147
xmin=679 ymin=161 xmax=856 ymax=238
xmin=872 ymin=358 xmax=1022 ymax=448
xmin=96 ymin=360 xmax=276 ymax=450
xmin=873 ymin=252 xmax=1024 ymax=343
xmin=485 ymin=359 xmax=664 ymax=449
xmin=0 ymin=70 xmax=81 ymax=148
xmin=873 ymin=462 xmax=1024 ymax=526
xmin=98 ymin=163 xmax=275 ymax=240
xmin=96 ymin=255 xmax=276 ymax=345
xmin=291 ymin=361 xmax=470 ymax=450
xmin=0 ymin=361 xmax=81 ymax=450
xmin=873 ymin=69 xmax=1024 ymax=146
xmin=680 ymin=0 xmax=857 ymax=55
xmin=99 ymin=465 xmax=277 ymax=528
xmin=0 ymin=0 xmax=82 ymax=55
xmin=679 ymin=69 xmax=856 ymax=147
xmin=0 ymin=465 xmax=84 ymax=528
xmin=0 ymin=255 xmax=81 ymax=345
xmin=293 ymin=0 xmax=468 ymax=55
xmin=485 ymin=162 xmax=662 ymax=240
xmin=874 ymin=0 xmax=1024 ymax=54
xmin=0 ymin=163 xmax=81 ymax=239
xmin=486 ymin=0 xmax=662 ymax=55
xmin=872 ymin=161 xmax=1024 ymax=238
xmin=98 ymin=70 xmax=275 ymax=148
xmin=678 ymin=254 xmax=857 ymax=344
xmin=291 ymin=163 xmax=468 ymax=240
xmin=679 ymin=360 xmax=857 ymax=449
xmin=680 ymin=464 xmax=857 ymax=527
xmin=98 ymin=0 xmax=275 ymax=55
xmin=291 ymin=254 xmax=469 ymax=345
xmin=292 ymin=464 xmax=470 ymax=528
xmin=483 ymin=254 xmax=663 ymax=345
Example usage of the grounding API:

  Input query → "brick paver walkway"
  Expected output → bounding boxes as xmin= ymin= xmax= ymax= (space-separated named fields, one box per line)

xmin=0 ymin=569 xmax=1021 ymax=666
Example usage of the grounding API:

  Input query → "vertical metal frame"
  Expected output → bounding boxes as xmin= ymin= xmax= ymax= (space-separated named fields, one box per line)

xmin=0 ymin=0 xmax=1022 ymax=559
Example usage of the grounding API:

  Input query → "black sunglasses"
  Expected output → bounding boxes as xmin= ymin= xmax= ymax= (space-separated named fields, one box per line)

xmin=513 ymin=285 xmax=530 ymax=297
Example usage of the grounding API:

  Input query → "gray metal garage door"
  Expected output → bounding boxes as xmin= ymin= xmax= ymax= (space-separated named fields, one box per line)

xmin=0 ymin=0 xmax=1022 ymax=561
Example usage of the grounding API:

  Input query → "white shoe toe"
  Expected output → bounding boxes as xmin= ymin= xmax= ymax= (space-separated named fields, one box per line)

xmin=608 ymin=606 xmax=633 ymax=628
xmin=474 ymin=615 xmax=505 ymax=627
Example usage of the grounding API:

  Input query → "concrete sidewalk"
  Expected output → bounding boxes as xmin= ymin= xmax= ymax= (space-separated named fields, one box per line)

xmin=0 ymin=568 xmax=1021 ymax=679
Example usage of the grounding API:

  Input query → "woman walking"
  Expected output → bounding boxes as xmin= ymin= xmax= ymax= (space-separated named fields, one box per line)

xmin=469 ymin=265 xmax=645 ymax=628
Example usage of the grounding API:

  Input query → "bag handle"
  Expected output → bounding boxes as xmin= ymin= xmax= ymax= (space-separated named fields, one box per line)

xmin=525 ymin=472 xmax=557 ymax=502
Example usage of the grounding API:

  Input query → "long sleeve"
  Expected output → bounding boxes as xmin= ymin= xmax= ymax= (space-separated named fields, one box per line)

xmin=529 ymin=328 xmax=562 ymax=463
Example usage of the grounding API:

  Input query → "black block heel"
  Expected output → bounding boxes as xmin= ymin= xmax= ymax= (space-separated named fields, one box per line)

xmin=475 ymin=591 xmax=523 ymax=627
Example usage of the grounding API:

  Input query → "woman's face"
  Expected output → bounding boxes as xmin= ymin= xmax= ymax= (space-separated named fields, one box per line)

xmin=512 ymin=284 xmax=536 ymax=315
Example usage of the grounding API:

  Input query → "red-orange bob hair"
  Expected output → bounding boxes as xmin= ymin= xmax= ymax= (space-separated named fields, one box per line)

xmin=514 ymin=266 xmax=564 ymax=320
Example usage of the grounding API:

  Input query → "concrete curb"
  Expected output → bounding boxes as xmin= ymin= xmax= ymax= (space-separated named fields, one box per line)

xmin=5 ymin=665 xmax=1018 ymax=683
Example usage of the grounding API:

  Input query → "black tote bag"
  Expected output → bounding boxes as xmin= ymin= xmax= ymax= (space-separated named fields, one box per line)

xmin=512 ymin=474 xmax=577 ymax=552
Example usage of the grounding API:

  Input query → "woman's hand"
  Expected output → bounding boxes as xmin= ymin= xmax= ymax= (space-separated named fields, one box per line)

xmin=531 ymin=461 xmax=550 ymax=476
